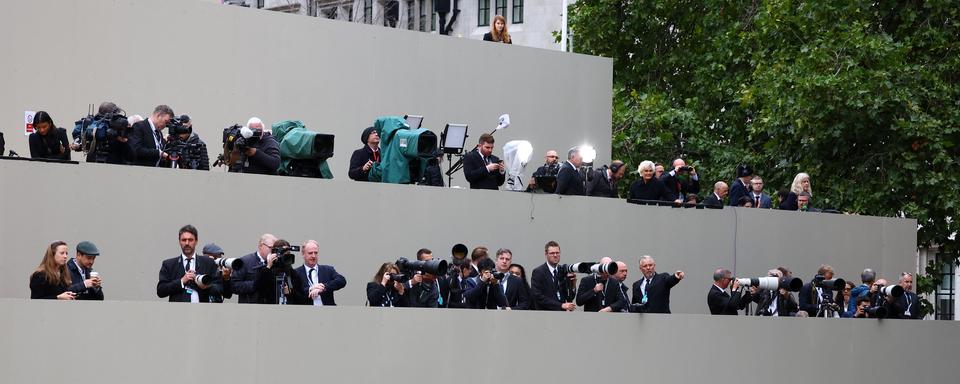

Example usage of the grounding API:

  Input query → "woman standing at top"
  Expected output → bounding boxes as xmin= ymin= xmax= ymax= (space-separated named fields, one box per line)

xmin=779 ymin=172 xmax=812 ymax=210
xmin=483 ymin=15 xmax=512 ymax=44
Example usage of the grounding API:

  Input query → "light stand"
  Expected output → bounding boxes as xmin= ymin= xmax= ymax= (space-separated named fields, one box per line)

xmin=443 ymin=114 xmax=510 ymax=187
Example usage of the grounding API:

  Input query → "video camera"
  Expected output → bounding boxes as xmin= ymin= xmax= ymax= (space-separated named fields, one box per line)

xmin=556 ymin=261 xmax=619 ymax=276
xmin=737 ymin=276 xmax=803 ymax=292
xmin=271 ymin=245 xmax=300 ymax=270
xmin=215 ymin=124 xmax=263 ymax=171
xmin=812 ymin=275 xmax=846 ymax=290
xmin=72 ymin=111 xmax=131 ymax=162
xmin=396 ymin=257 xmax=448 ymax=276
xmin=273 ymin=120 xmax=335 ymax=179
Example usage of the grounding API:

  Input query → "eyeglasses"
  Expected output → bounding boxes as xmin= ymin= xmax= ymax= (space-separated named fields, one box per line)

xmin=546 ymin=155 xmax=558 ymax=158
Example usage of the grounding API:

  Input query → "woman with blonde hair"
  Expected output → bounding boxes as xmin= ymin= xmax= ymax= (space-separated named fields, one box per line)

xmin=29 ymin=241 xmax=76 ymax=300
xmin=779 ymin=172 xmax=812 ymax=210
xmin=483 ymin=15 xmax=512 ymax=44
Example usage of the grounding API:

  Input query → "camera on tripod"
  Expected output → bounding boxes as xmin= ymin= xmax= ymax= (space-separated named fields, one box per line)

xmin=812 ymin=275 xmax=846 ymax=289
xmin=271 ymin=244 xmax=300 ymax=270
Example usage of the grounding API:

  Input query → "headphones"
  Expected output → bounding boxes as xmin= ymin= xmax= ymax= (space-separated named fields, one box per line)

xmin=609 ymin=162 xmax=624 ymax=173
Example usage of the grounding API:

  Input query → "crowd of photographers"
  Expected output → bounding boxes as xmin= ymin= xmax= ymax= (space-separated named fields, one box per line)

xmin=13 ymin=102 xmax=825 ymax=212
xmin=27 ymin=226 xmax=923 ymax=319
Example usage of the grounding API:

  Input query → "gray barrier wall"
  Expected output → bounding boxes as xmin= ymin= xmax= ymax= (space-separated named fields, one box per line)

xmin=1 ymin=299 xmax=955 ymax=384
xmin=0 ymin=160 xmax=917 ymax=314
xmin=0 ymin=0 xmax=612 ymax=187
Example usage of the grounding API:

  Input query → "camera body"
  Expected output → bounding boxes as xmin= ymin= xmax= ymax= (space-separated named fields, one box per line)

xmin=388 ymin=273 xmax=410 ymax=283
xmin=271 ymin=245 xmax=300 ymax=270
xmin=73 ymin=112 xmax=131 ymax=161
xmin=678 ymin=165 xmax=694 ymax=173
xmin=223 ymin=124 xmax=263 ymax=153
xmin=812 ymin=275 xmax=845 ymax=290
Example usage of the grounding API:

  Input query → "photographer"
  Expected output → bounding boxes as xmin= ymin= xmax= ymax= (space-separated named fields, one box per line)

xmin=853 ymin=296 xmax=873 ymax=318
xmin=465 ymin=258 xmax=508 ymax=309
xmin=292 ymin=240 xmax=346 ymax=306
xmin=868 ymin=278 xmax=903 ymax=319
xmin=367 ymin=262 xmax=408 ymax=307
xmin=750 ymin=269 xmax=798 ymax=317
xmin=660 ymin=159 xmax=700 ymax=203
xmin=407 ymin=249 xmax=450 ymax=308
xmin=71 ymin=102 xmax=134 ymax=164
xmin=67 ymin=241 xmax=103 ymax=301
xmin=631 ymin=255 xmax=684 ymax=314
xmin=157 ymin=225 xmax=222 ymax=303
xmin=576 ymin=256 xmax=613 ymax=312
xmin=707 ymin=268 xmax=752 ymax=315
xmin=163 ymin=115 xmax=209 ymax=170
xmin=232 ymin=234 xmax=291 ymax=304
xmin=798 ymin=265 xmax=841 ymax=317
xmin=844 ymin=269 xmax=876 ymax=318
xmin=528 ymin=150 xmax=560 ymax=191
xmin=236 ymin=117 xmax=281 ymax=175
xmin=530 ymin=241 xmax=577 ymax=311
xmin=202 ymin=243 xmax=232 ymax=302
xmin=130 ymin=105 xmax=175 ymax=167
xmin=447 ymin=262 xmax=474 ymax=309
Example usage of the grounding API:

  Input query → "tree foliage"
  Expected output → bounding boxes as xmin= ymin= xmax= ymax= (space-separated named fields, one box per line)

xmin=569 ymin=0 xmax=960 ymax=315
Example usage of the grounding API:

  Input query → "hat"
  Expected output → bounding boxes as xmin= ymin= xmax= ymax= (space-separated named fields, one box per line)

xmin=76 ymin=241 xmax=100 ymax=256
xmin=736 ymin=164 xmax=754 ymax=178
xmin=361 ymin=126 xmax=376 ymax=144
xmin=202 ymin=243 xmax=225 ymax=256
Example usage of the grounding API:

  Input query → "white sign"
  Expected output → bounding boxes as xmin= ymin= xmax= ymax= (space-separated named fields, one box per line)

xmin=25 ymin=110 xmax=35 ymax=136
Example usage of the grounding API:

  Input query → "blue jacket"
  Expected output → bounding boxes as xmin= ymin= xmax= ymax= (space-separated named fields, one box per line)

xmin=844 ymin=284 xmax=870 ymax=317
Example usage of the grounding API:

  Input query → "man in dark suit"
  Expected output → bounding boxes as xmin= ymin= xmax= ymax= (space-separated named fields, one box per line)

xmin=702 ymin=181 xmax=728 ymax=208
xmin=897 ymin=273 xmax=922 ymax=319
xmin=747 ymin=176 xmax=773 ymax=208
xmin=406 ymin=249 xmax=452 ymax=308
xmin=601 ymin=261 xmax=631 ymax=312
xmin=750 ymin=270 xmax=799 ymax=316
xmin=201 ymin=243 xmax=232 ymax=303
xmin=157 ymin=225 xmax=222 ymax=303
xmin=67 ymin=241 xmax=104 ymax=300
xmin=798 ymin=264 xmax=839 ymax=317
xmin=129 ymin=105 xmax=175 ymax=167
xmin=586 ymin=161 xmax=626 ymax=198
xmin=292 ymin=240 xmax=346 ymax=306
xmin=631 ymin=255 xmax=684 ymax=314
xmin=555 ymin=147 xmax=585 ymax=195
xmin=707 ymin=268 xmax=751 ymax=315
xmin=728 ymin=164 xmax=753 ymax=206
xmin=463 ymin=133 xmax=505 ymax=189
xmin=660 ymin=159 xmax=700 ymax=202
xmin=576 ymin=257 xmax=614 ymax=312
xmin=465 ymin=258 xmax=508 ymax=309
xmin=493 ymin=249 xmax=529 ymax=310
xmin=348 ymin=126 xmax=380 ymax=181
xmin=231 ymin=234 xmax=282 ymax=304
xmin=530 ymin=241 xmax=577 ymax=311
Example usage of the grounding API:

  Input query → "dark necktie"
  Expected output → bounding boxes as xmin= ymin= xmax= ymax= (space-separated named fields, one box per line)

xmin=755 ymin=195 xmax=760 ymax=207
xmin=154 ymin=130 xmax=163 ymax=150
xmin=184 ymin=258 xmax=191 ymax=273
xmin=308 ymin=268 xmax=316 ymax=285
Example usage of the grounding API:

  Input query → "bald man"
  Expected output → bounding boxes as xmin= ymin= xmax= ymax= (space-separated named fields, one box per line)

xmin=600 ymin=261 xmax=630 ymax=312
xmin=660 ymin=158 xmax=700 ymax=202
xmin=703 ymin=181 xmax=728 ymax=208
xmin=232 ymin=234 xmax=282 ymax=304
xmin=529 ymin=150 xmax=561 ymax=191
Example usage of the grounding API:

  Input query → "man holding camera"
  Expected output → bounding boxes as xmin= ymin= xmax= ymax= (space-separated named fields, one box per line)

xmin=660 ymin=159 xmax=700 ymax=203
xmin=494 ymin=248 xmax=529 ymax=310
xmin=844 ymin=268 xmax=876 ymax=317
xmin=463 ymin=133 xmax=505 ymax=190
xmin=348 ymin=126 xmax=380 ymax=181
xmin=231 ymin=234 xmax=282 ymax=304
xmin=407 ymin=248 xmax=451 ymax=308
xmin=130 ymin=105 xmax=175 ymax=167
xmin=528 ymin=150 xmax=560 ymax=191
xmin=157 ymin=225 xmax=222 ymax=303
xmin=576 ymin=256 xmax=614 ymax=312
xmin=749 ymin=269 xmax=799 ymax=316
xmin=798 ymin=264 xmax=840 ymax=317
xmin=707 ymin=268 xmax=752 ymax=315
xmin=631 ymin=255 xmax=684 ymax=314
xmin=530 ymin=241 xmax=577 ymax=311
xmin=163 ymin=114 xmax=209 ymax=170
xmin=238 ymin=117 xmax=281 ymax=175
xmin=555 ymin=147 xmax=586 ymax=196
xmin=202 ymin=243 xmax=233 ymax=302
xmin=67 ymin=241 xmax=104 ymax=300
xmin=292 ymin=240 xmax=346 ymax=306
xmin=465 ymin=258 xmax=508 ymax=309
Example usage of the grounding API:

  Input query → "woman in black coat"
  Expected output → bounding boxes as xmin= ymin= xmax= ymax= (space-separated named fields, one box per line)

xmin=366 ymin=262 xmax=408 ymax=307
xmin=482 ymin=15 xmax=512 ymax=44
xmin=28 ymin=111 xmax=71 ymax=160
xmin=29 ymin=241 xmax=76 ymax=300
xmin=629 ymin=160 xmax=672 ymax=202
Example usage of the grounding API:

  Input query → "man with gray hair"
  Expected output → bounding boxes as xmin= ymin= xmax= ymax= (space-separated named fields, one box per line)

xmin=702 ymin=181 xmax=728 ymax=208
xmin=555 ymin=146 xmax=586 ymax=195
xmin=631 ymin=255 xmax=684 ymax=313
xmin=897 ymin=272 xmax=921 ymax=319
xmin=292 ymin=240 xmax=346 ymax=306
xmin=232 ymin=234 xmax=281 ymax=304
xmin=707 ymin=268 xmax=751 ymax=315
xmin=130 ymin=104 xmax=175 ymax=167
xmin=845 ymin=268 xmax=876 ymax=317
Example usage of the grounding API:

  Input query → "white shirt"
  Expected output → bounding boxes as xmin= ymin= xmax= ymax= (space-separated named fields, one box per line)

xmin=181 ymin=253 xmax=200 ymax=303
xmin=767 ymin=291 xmax=779 ymax=316
xmin=305 ymin=264 xmax=323 ymax=306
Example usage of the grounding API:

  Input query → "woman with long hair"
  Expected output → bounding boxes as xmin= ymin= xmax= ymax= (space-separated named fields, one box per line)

xmin=779 ymin=172 xmax=812 ymax=210
xmin=366 ymin=262 xmax=408 ymax=307
xmin=483 ymin=15 xmax=512 ymax=44
xmin=28 ymin=111 xmax=71 ymax=160
xmin=29 ymin=241 xmax=76 ymax=300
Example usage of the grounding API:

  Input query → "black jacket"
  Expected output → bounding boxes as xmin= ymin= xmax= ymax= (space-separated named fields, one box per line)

xmin=897 ymin=290 xmax=922 ymax=319
xmin=576 ymin=274 xmax=608 ymax=312
xmin=293 ymin=264 xmax=347 ymax=306
xmin=463 ymin=148 xmax=505 ymax=189
xmin=367 ymin=281 xmax=409 ymax=307
xmin=752 ymin=290 xmax=799 ymax=316
xmin=707 ymin=285 xmax=751 ymax=315
xmin=67 ymin=259 xmax=103 ymax=300
xmin=702 ymin=192 xmax=725 ymax=208
xmin=798 ymin=282 xmax=836 ymax=317
xmin=586 ymin=168 xmax=618 ymax=198
xmin=629 ymin=177 xmax=672 ymax=202
xmin=464 ymin=277 xmax=508 ymax=309
xmin=556 ymin=161 xmax=585 ymax=196
xmin=482 ymin=32 xmax=512 ymax=43
xmin=28 ymin=128 xmax=71 ymax=160
xmin=129 ymin=120 xmax=165 ymax=167
xmin=604 ymin=278 xmax=630 ymax=312
xmin=660 ymin=171 xmax=700 ymax=201
xmin=29 ymin=272 xmax=69 ymax=299
xmin=240 ymin=133 xmax=281 ymax=175
xmin=231 ymin=252 xmax=284 ymax=304
xmin=501 ymin=274 xmax=530 ymax=310
xmin=157 ymin=255 xmax=222 ymax=303
xmin=530 ymin=263 xmax=575 ymax=310
xmin=165 ymin=133 xmax=209 ymax=170
xmin=728 ymin=178 xmax=749 ymax=207
xmin=631 ymin=273 xmax=681 ymax=314
xmin=348 ymin=145 xmax=379 ymax=181
xmin=408 ymin=277 xmax=451 ymax=308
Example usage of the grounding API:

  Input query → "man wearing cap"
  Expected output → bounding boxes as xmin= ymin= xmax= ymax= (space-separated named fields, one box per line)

xmin=728 ymin=164 xmax=754 ymax=206
xmin=348 ymin=126 xmax=381 ymax=181
xmin=202 ymin=243 xmax=233 ymax=302
xmin=67 ymin=241 xmax=104 ymax=300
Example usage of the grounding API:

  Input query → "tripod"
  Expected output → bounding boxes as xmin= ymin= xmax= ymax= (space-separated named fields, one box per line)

xmin=815 ymin=289 xmax=839 ymax=318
